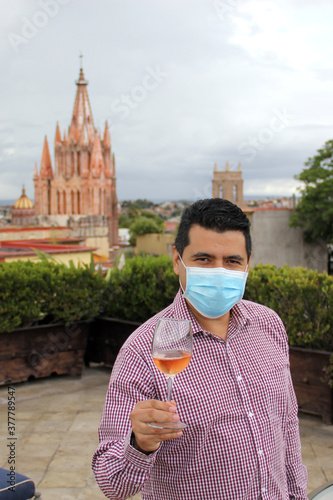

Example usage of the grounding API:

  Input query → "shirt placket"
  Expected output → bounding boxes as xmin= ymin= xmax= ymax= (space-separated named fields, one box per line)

xmin=225 ymin=336 xmax=270 ymax=499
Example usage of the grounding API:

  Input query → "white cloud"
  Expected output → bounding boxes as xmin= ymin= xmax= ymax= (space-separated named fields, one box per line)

xmin=0 ymin=0 xmax=332 ymax=201
xmin=246 ymin=178 xmax=302 ymax=197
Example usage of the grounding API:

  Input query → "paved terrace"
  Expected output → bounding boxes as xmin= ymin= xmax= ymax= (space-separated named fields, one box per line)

xmin=0 ymin=365 xmax=332 ymax=499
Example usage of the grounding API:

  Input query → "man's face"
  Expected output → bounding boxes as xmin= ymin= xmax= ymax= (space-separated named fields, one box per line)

xmin=173 ymin=224 xmax=250 ymax=292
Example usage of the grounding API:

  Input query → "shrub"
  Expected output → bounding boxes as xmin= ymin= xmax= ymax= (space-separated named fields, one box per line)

xmin=3 ymin=256 xmax=332 ymax=356
xmin=105 ymin=259 xmax=333 ymax=352
xmin=0 ymin=260 xmax=106 ymax=333
xmin=244 ymin=264 xmax=333 ymax=351
xmin=129 ymin=216 xmax=164 ymax=246
xmin=104 ymin=255 xmax=179 ymax=322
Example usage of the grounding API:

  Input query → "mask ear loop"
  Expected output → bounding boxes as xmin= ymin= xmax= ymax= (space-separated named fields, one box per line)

xmin=178 ymin=254 xmax=186 ymax=293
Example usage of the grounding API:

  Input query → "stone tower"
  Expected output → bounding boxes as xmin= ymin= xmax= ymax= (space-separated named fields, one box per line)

xmin=212 ymin=161 xmax=244 ymax=206
xmin=33 ymin=65 xmax=118 ymax=249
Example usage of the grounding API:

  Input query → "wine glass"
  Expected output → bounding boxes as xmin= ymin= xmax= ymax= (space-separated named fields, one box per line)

xmin=149 ymin=317 xmax=193 ymax=429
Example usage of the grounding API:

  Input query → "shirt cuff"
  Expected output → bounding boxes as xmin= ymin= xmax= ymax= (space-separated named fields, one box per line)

xmin=124 ymin=430 xmax=159 ymax=470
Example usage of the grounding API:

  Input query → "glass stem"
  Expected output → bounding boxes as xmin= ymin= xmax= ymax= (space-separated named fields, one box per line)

xmin=166 ymin=375 xmax=175 ymax=401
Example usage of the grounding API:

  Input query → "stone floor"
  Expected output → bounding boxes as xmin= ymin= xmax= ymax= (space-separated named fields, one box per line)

xmin=0 ymin=365 xmax=332 ymax=499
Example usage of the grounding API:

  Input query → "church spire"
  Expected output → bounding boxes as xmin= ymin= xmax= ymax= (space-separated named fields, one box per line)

xmin=103 ymin=121 xmax=111 ymax=147
xmin=40 ymin=136 xmax=53 ymax=178
xmin=55 ymin=122 xmax=62 ymax=145
xmin=68 ymin=64 xmax=95 ymax=145
xmin=33 ymin=162 xmax=39 ymax=179
xmin=90 ymin=132 xmax=105 ymax=177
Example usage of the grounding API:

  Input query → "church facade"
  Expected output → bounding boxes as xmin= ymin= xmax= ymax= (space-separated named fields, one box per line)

xmin=33 ymin=66 xmax=118 ymax=250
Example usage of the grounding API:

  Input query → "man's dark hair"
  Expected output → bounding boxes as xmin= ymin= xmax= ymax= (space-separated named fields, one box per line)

xmin=175 ymin=198 xmax=252 ymax=259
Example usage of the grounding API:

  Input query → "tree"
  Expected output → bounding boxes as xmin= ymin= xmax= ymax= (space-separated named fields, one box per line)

xmin=290 ymin=139 xmax=333 ymax=244
xmin=129 ymin=216 xmax=164 ymax=246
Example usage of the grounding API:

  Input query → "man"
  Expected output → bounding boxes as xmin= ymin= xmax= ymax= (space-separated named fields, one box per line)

xmin=92 ymin=198 xmax=308 ymax=500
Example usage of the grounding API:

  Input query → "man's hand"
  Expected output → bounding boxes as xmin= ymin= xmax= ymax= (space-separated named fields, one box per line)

xmin=129 ymin=400 xmax=183 ymax=453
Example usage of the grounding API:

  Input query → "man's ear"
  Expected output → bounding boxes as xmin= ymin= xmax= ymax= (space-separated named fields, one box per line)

xmin=173 ymin=246 xmax=180 ymax=276
xmin=247 ymin=255 xmax=252 ymax=271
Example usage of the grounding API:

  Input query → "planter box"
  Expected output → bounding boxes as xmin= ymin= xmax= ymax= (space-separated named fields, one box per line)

xmin=290 ymin=347 xmax=333 ymax=424
xmin=85 ymin=317 xmax=141 ymax=367
xmin=0 ymin=322 xmax=89 ymax=385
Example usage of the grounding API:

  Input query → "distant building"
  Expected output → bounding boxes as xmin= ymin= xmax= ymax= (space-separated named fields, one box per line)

xmin=136 ymin=233 xmax=175 ymax=258
xmin=118 ymin=228 xmax=130 ymax=246
xmin=211 ymin=163 xmax=327 ymax=272
xmin=165 ymin=217 xmax=180 ymax=233
xmin=0 ymin=226 xmax=97 ymax=265
xmin=12 ymin=186 xmax=36 ymax=226
xmin=212 ymin=161 xmax=244 ymax=206
xmin=33 ymin=63 xmax=118 ymax=253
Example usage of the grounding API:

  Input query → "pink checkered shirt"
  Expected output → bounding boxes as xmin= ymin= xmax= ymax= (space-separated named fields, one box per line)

xmin=92 ymin=291 xmax=308 ymax=500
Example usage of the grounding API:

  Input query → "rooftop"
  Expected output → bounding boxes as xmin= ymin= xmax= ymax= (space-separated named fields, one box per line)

xmin=0 ymin=227 xmax=68 ymax=233
xmin=0 ymin=239 xmax=97 ymax=260
xmin=0 ymin=366 xmax=331 ymax=499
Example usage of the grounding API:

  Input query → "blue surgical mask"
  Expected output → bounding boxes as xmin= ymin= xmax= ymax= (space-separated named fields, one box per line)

xmin=179 ymin=256 xmax=248 ymax=319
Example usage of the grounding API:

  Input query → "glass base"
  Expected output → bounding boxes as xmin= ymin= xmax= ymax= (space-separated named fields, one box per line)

xmin=147 ymin=421 xmax=187 ymax=430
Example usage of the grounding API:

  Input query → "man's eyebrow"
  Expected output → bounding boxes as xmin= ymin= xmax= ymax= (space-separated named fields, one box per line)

xmin=227 ymin=254 xmax=245 ymax=261
xmin=190 ymin=252 xmax=245 ymax=261
xmin=191 ymin=252 xmax=214 ymax=258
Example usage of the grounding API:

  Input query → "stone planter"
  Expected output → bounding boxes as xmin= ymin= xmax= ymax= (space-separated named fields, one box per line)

xmin=0 ymin=322 xmax=89 ymax=385
xmin=289 ymin=346 xmax=333 ymax=424
xmin=85 ymin=317 xmax=141 ymax=367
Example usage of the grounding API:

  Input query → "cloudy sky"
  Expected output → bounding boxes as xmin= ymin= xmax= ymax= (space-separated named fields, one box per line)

xmin=1 ymin=0 xmax=333 ymax=202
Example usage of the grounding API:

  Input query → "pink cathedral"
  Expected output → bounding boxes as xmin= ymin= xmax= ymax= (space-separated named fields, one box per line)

xmin=33 ymin=65 xmax=118 ymax=249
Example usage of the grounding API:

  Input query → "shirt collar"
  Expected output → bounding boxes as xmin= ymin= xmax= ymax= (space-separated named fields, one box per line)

xmin=230 ymin=301 xmax=252 ymax=329
xmin=172 ymin=289 xmax=203 ymax=335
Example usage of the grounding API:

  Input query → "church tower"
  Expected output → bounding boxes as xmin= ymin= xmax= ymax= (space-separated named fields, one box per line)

xmin=33 ymin=64 xmax=118 ymax=249
xmin=212 ymin=161 xmax=244 ymax=207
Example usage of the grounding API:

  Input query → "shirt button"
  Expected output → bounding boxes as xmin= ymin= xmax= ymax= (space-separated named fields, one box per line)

xmin=248 ymin=412 xmax=254 ymax=418
xmin=237 ymin=375 xmax=242 ymax=381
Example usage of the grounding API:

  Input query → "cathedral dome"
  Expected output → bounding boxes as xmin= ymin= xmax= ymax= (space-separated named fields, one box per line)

xmin=14 ymin=186 xmax=34 ymax=209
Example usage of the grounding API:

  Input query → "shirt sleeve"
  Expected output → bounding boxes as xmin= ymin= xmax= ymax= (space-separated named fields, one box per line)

xmin=285 ymin=368 xmax=308 ymax=500
xmin=270 ymin=313 xmax=308 ymax=500
xmin=92 ymin=344 xmax=159 ymax=499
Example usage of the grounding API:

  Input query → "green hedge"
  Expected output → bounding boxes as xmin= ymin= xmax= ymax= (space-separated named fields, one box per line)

xmin=244 ymin=264 xmax=333 ymax=351
xmin=1 ymin=257 xmax=332 ymax=354
xmin=104 ymin=258 xmax=333 ymax=352
xmin=104 ymin=255 xmax=179 ymax=322
xmin=0 ymin=260 xmax=106 ymax=333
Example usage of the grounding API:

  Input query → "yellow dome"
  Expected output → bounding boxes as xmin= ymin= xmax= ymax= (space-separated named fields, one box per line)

xmin=14 ymin=186 xmax=34 ymax=209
